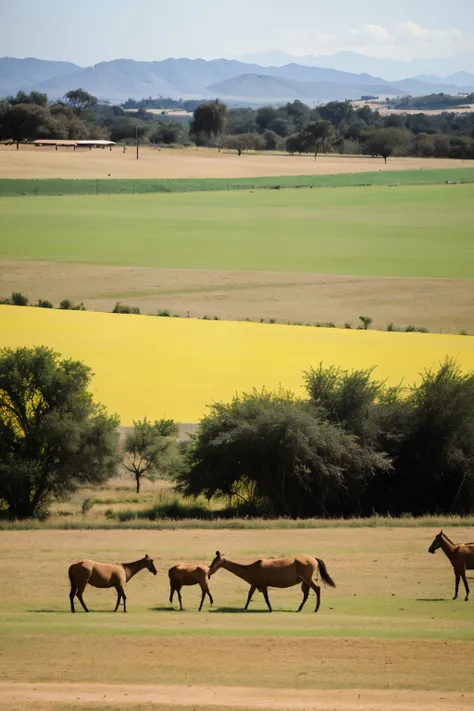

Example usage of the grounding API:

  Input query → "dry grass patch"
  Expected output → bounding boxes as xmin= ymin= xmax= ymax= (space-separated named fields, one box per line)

xmin=1 ymin=261 xmax=473 ymax=334
xmin=1 ymin=144 xmax=473 ymax=180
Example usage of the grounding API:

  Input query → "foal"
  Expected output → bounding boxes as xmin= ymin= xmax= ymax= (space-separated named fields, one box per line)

xmin=168 ymin=563 xmax=213 ymax=611
xmin=68 ymin=554 xmax=157 ymax=613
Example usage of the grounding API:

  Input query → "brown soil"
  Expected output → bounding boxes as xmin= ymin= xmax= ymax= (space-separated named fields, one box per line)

xmin=1 ymin=144 xmax=473 ymax=180
xmin=2 ymin=261 xmax=473 ymax=333
xmin=0 ymin=682 xmax=471 ymax=711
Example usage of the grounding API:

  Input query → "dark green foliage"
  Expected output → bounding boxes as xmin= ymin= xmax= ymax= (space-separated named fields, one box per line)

xmin=177 ymin=388 xmax=389 ymax=518
xmin=36 ymin=299 xmax=54 ymax=309
xmin=177 ymin=361 xmax=474 ymax=517
xmin=0 ymin=346 xmax=119 ymax=519
xmin=59 ymin=299 xmax=86 ymax=311
xmin=10 ymin=292 xmax=28 ymax=306
xmin=122 ymin=418 xmax=179 ymax=493
xmin=364 ymin=128 xmax=410 ymax=163
xmin=190 ymin=100 xmax=228 ymax=143
xmin=387 ymin=359 xmax=474 ymax=516
xmin=112 ymin=301 xmax=140 ymax=315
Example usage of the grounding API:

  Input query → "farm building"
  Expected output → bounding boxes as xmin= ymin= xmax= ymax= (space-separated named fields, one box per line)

xmin=33 ymin=139 xmax=116 ymax=149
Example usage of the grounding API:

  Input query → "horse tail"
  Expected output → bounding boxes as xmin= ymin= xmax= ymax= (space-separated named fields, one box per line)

xmin=315 ymin=558 xmax=336 ymax=588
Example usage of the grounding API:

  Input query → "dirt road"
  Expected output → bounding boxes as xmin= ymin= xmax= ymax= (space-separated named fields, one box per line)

xmin=0 ymin=683 xmax=472 ymax=710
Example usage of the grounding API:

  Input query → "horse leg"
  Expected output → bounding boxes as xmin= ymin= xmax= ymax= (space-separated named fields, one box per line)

xmin=297 ymin=582 xmax=310 ymax=612
xmin=454 ymin=571 xmax=460 ymax=600
xmin=77 ymin=587 xmax=89 ymax=613
xmin=199 ymin=583 xmax=206 ymax=612
xmin=461 ymin=569 xmax=470 ymax=601
xmin=244 ymin=585 xmax=256 ymax=611
xmin=114 ymin=586 xmax=122 ymax=612
xmin=262 ymin=587 xmax=273 ymax=612
xmin=177 ymin=586 xmax=183 ymax=611
xmin=69 ymin=586 xmax=77 ymax=613
xmin=169 ymin=585 xmax=175 ymax=605
xmin=120 ymin=586 xmax=127 ymax=613
xmin=207 ymin=586 xmax=214 ymax=607
xmin=309 ymin=580 xmax=321 ymax=612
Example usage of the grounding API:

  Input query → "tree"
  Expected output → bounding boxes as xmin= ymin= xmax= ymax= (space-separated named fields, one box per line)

xmin=177 ymin=389 xmax=389 ymax=518
xmin=123 ymin=418 xmax=178 ymax=493
xmin=0 ymin=347 xmax=119 ymax=519
xmin=64 ymin=89 xmax=98 ymax=112
xmin=305 ymin=120 xmax=336 ymax=160
xmin=190 ymin=100 xmax=228 ymax=144
xmin=389 ymin=359 xmax=474 ymax=516
xmin=1 ymin=103 xmax=50 ymax=146
xmin=223 ymin=132 xmax=265 ymax=155
xmin=365 ymin=128 xmax=410 ymax=163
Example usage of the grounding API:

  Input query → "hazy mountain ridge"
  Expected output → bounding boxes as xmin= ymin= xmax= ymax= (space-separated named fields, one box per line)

xmin=238 ymin=50 xmax=474 ymax=83
xmin=0 ymin=57 xmax=81 ymax=95
xmin=1 ymin=55 xmax=473 ymax=105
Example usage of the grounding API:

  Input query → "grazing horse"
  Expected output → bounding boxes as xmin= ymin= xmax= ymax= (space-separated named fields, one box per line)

xmin=68 ymin=554 xmax=157 ymax=613
xmin=428 ymin=531 xmax=474 ymax=601
xmin=168 ymin=563 xmax=213 ymax=611
xmin=208 ymin=551 xmax=335 ymax=612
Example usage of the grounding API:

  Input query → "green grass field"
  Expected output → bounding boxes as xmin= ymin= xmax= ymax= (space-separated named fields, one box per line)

xmin=1 ymin=526 xmax=474 ymax=701
xmin=1 ymin=184 xmax=473 ymax=278
xmin=1 ymin=167 xmax=474 ymax=197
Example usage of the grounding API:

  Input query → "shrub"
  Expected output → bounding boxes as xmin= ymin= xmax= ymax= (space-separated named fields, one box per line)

xmin=37 ymin=299 xmax=54 ymax=309
xmin=112 ymin=301 xmax=140 ymax=315
xmin=11 ymin=292 xmax=28 ymax=306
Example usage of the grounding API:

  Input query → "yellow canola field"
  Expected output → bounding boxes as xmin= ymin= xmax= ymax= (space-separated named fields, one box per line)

xmin=2 ymin=306 xmax=474 ymax=424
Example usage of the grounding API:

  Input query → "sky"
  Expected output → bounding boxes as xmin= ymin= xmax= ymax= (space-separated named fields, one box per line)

xmin=2 ymin=0 xmax=473 ymax=66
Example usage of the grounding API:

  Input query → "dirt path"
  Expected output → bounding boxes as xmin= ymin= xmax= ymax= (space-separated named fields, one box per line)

xmin=0 ymin=683 xmax=472 ymax=711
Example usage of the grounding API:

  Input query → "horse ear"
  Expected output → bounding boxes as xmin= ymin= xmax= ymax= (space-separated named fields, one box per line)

xmin=216 ymin=551 xmax=220 ymax=558
xmin=145 ymin=553 xmax=150 ymax=559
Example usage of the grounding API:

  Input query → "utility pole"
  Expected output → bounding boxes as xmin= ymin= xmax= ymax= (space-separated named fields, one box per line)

xmin=136 ymin=125 xmax=139 ymax=160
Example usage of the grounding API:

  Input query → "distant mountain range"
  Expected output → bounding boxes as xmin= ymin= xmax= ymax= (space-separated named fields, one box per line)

xmin=237 ymin=50 xmax=474 ymax=83
xmin=1 ymin=55 xmax=474 ymax=105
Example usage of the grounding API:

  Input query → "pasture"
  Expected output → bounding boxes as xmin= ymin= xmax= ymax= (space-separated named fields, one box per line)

xmin=1 ymin=186 xmax=472 ymax=278
xmin=1 ymin=183 xmax=473 ymax=332
xmin=1 ymin=526 xmax=474 ymax=711
xmin=1 ymin=143 xmax=474 ymax=180
xmin=1 ymin=306 xmax=474 ymax=424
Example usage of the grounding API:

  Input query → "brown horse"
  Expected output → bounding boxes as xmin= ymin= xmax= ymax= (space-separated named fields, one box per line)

xmin=168 ymin=563 xmax=213 ymax=611
xmin=68 ymin=554 xmax=157 ymax=613
xmin=428 ymin=531 xmax=474 ymax=601
xmin=208 ymin=551 xmax=335 ymax=612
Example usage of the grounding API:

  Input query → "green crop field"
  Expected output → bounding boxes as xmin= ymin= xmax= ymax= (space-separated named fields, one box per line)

xmin=1 ymin=167 xmax=474 ymax=197
xmin=1 ymin=183 xmax=473 ymax=278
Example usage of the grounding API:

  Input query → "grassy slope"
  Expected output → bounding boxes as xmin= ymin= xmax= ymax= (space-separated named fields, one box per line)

xmin=1 ymin=528 xmax=474 ymax=693
xmin=0 ymin=184 xmax=473 ymax=278
xmin=1 ymin=167 xmax=474 ymax=196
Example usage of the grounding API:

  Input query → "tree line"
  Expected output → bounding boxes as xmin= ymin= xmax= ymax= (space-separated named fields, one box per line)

xmin=1 ymin=346 xmax=473 ymax=520
xmin=2 ymin=89 xmax=474 ymax=160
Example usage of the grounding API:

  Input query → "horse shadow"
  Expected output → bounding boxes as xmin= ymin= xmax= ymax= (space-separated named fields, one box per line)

xmin=416 ymin=598 xmax=450 ymax=602
xmin=212 ymin=606 xmax=277 ymax=614
xmin=151 ymin=606 xmax=180 ymax=612
xmin=28 ymin=609 xmax=70 ymax=613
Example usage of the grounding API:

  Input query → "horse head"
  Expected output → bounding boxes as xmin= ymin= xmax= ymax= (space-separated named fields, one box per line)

xmin=428 ymin=531 xmax=444 ymax=554
xmin=144 ymin=554 xmax=158 ymax=575
xmin=208 ymin=550 xmax=224 ymax=577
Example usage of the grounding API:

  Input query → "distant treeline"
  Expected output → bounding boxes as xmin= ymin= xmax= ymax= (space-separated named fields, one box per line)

xmin=388 ymin=92 xmax=474 ymax=111
xmin=1 ymin=89 xmax=474 ymax=159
